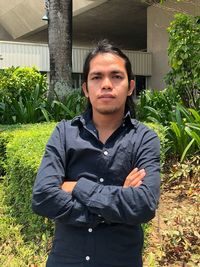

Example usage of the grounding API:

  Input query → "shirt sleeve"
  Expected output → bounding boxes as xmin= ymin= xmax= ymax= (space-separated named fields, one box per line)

xmin=72 ymin=129 xmax=160 ymax=225
xmin=32 ymin=121 xmax=100 ymax=227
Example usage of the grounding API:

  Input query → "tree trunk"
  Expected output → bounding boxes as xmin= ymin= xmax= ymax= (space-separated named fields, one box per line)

xmin=48 ymin=0 xmax=73 ymax=102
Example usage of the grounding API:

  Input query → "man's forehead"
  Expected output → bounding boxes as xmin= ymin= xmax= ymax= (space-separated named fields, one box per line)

xmin=89 ymin=53 xmax=126 ymax=73
xmin=91 ymin=52 xmax=125 ymax=63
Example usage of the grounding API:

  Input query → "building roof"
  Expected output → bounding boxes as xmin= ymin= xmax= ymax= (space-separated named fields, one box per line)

xmin=0 ymin=0 xmax=149 ymax=50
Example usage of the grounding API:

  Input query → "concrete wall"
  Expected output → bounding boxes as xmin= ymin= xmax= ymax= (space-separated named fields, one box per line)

xmin=147 ymin=0 xmax=200 ymax=90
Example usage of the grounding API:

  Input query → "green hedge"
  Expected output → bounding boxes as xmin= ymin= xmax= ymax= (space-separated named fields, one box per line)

xmin=0 ymin=123 xmax=56 ymax=234
xmin=0 ymin=123 xmax=56 ymax=266
xmin=0 ymin=121 xmax=166 ymax=266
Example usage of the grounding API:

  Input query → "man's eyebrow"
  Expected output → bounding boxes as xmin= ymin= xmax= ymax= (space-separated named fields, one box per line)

xmin=89 ymin=70 xmax=124 ymax=76
xmin=89 ymin=72 xmax=102 ymax=76
xmin=111 ymin=70 xmax=124 ymax=74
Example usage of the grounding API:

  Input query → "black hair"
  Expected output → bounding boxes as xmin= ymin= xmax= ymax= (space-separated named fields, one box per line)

xmin=83 ymin=39 xmax=135 ymax=117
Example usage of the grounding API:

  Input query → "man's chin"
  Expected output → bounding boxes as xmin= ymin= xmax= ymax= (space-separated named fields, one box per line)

xmin=95 ymin=107 xmax=120 ymax=115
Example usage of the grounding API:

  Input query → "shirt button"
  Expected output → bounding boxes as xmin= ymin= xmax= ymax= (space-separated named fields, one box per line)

xmin=88 ymin=228 xmax=93 ymax=233
xmin=99 ymin=178 xmax=104 ymax=183
xmin=86 ymin=256 xmax=90 ymax=261
xmin=103 ymin=150 xmax=108 ymax=156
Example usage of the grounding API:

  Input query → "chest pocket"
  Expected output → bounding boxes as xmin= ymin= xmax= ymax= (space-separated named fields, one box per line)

xmin=105 ymin=143 xmax=134 ymax=186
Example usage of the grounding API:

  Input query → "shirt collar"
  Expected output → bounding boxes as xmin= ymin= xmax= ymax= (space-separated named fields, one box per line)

xmin=71 ymin=108 xmax=138 ymax=128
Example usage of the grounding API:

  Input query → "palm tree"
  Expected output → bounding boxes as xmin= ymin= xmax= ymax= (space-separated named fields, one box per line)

xmin=48 ymin=0 xmax=73 ymax=102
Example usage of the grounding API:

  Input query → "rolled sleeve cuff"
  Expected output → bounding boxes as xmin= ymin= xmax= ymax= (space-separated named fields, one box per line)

xmin=72 ymin=178 xmax=100 ymax=205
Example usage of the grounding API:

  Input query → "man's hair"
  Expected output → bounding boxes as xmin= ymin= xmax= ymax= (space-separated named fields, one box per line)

xmin=83 ymin=39 xmax=135 ymax=117
xmin=83 ymin=39 xmax=133 ymax=85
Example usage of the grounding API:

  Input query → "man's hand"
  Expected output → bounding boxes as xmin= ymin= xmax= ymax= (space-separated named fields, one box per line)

xmin=123 ymin=168 xmax=146 ymax=188
xmin=61 ymin=181 xmax=77 ymax=193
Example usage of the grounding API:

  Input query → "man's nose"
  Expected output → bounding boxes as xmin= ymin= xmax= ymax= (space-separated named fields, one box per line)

xmin=102 ymin=77 xmax=112 ymax=90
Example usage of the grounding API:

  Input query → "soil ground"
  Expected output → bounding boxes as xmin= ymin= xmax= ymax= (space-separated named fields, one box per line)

xmin=143 ymin=180 xmax=200 ymax=267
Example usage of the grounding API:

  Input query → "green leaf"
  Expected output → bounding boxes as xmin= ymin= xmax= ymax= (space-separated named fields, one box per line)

xmin=180 ymin=139 xmax=195 ymax=162
xmin=178 ymin=59 xmax=183 ymax=65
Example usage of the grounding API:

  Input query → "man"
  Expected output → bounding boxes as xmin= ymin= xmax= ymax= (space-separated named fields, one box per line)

xmin=32 ymin=40 xmax=160 ymax=267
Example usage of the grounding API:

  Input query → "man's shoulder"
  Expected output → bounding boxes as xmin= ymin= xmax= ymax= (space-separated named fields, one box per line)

xmin=56 ymin=115 xmax=82 ymax=129
xmin=131 ymin=119 xmax=158 ymax=138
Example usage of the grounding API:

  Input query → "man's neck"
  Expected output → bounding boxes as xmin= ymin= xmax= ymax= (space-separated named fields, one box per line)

xmin=93 ymin=111 xmax=124 ymax=130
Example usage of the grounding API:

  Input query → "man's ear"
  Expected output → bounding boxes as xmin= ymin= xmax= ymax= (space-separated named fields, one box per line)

xmin=128 ymin=80 xmax=135 ymax=96
xmin=82 ymin=82 xmax=89 ymax=98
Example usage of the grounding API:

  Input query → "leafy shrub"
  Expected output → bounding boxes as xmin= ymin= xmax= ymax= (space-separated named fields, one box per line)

xmin=0 ymin=67 xmax=48 ymax=124
xmin=167 ymin=104 xmax=200 ymax=162
xmin=0 ymin=80 xmax=49 ymax=124
xmin=165 ymin=13 xmax=200 ymax=109
xmin=0 ymin=66 xmax=86 ymax=124
xmin=46 ymin=88 xmax=87 ymax=121
xmin=136 ymin=88 xmax=181 ymax=125
xmin=137 ymin=87 xmax=199 ymax=162
xmin=0 ymin=66 xmax=47 ymax=101
xmin=136 ymin=14 xmax=200 ymax=163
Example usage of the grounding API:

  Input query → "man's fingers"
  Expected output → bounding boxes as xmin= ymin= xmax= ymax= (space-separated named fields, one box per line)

xmin=61 ymin=181 xmax=77 ymax=193
xmin=126 ymin=168 xmax=145 ymax=180
xmin=128 ymin=168 xmax=139 ymax=176
xmin=126 ymin=169 xmax=145 ymax=182
xmin=123 ymin=169 xmax=146 ymax=188
xmin=134 ymin=180 xmax=142 ymax=187
xmin=128 ymin=175 xmax=144 ymax=187
xmin=124 ymin=168 xmax=138 ymax=183
xmin=130 ymin=169 xmax=145 ymax=179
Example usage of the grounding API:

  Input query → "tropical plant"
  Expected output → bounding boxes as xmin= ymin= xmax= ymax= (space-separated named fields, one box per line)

xmin=136 ymin=87 xmax=181 ymax=125
xmin=45 ymin=88 xmax=87 ymax=121
xmin=165 ymin=13 xmax=200 ymax=109
xmin=0 ymin=76 xmax=48 ymax=124
xmin=167 ymin=104 xmax=200 ymax=162
xmin=0 ymin=65 xmax=88 ymax=124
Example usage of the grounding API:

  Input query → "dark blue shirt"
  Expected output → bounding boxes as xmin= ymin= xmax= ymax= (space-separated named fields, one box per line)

xmin=32 ymin=109 xmax=160 ymax=267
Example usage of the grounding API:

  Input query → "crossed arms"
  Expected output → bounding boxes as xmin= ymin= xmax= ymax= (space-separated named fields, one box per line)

xmin=32 ymin=121 xmax=160 ymax=227
xmin=62 ymin=168 xmax=145 ymax=193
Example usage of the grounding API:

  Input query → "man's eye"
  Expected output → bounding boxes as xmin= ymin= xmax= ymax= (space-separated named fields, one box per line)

xmin=113 ymin=75 xmax=122 ymax=79
xmin=91 ymin=76 xmax=100 ymax=80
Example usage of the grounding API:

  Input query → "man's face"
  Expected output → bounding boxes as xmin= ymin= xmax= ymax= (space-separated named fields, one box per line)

xmin=82 ymin=53 xmax=135 ymax=116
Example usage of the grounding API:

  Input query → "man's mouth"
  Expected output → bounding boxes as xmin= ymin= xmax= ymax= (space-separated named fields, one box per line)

xmin=98 ymin=94 xmax=115 ymax=99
